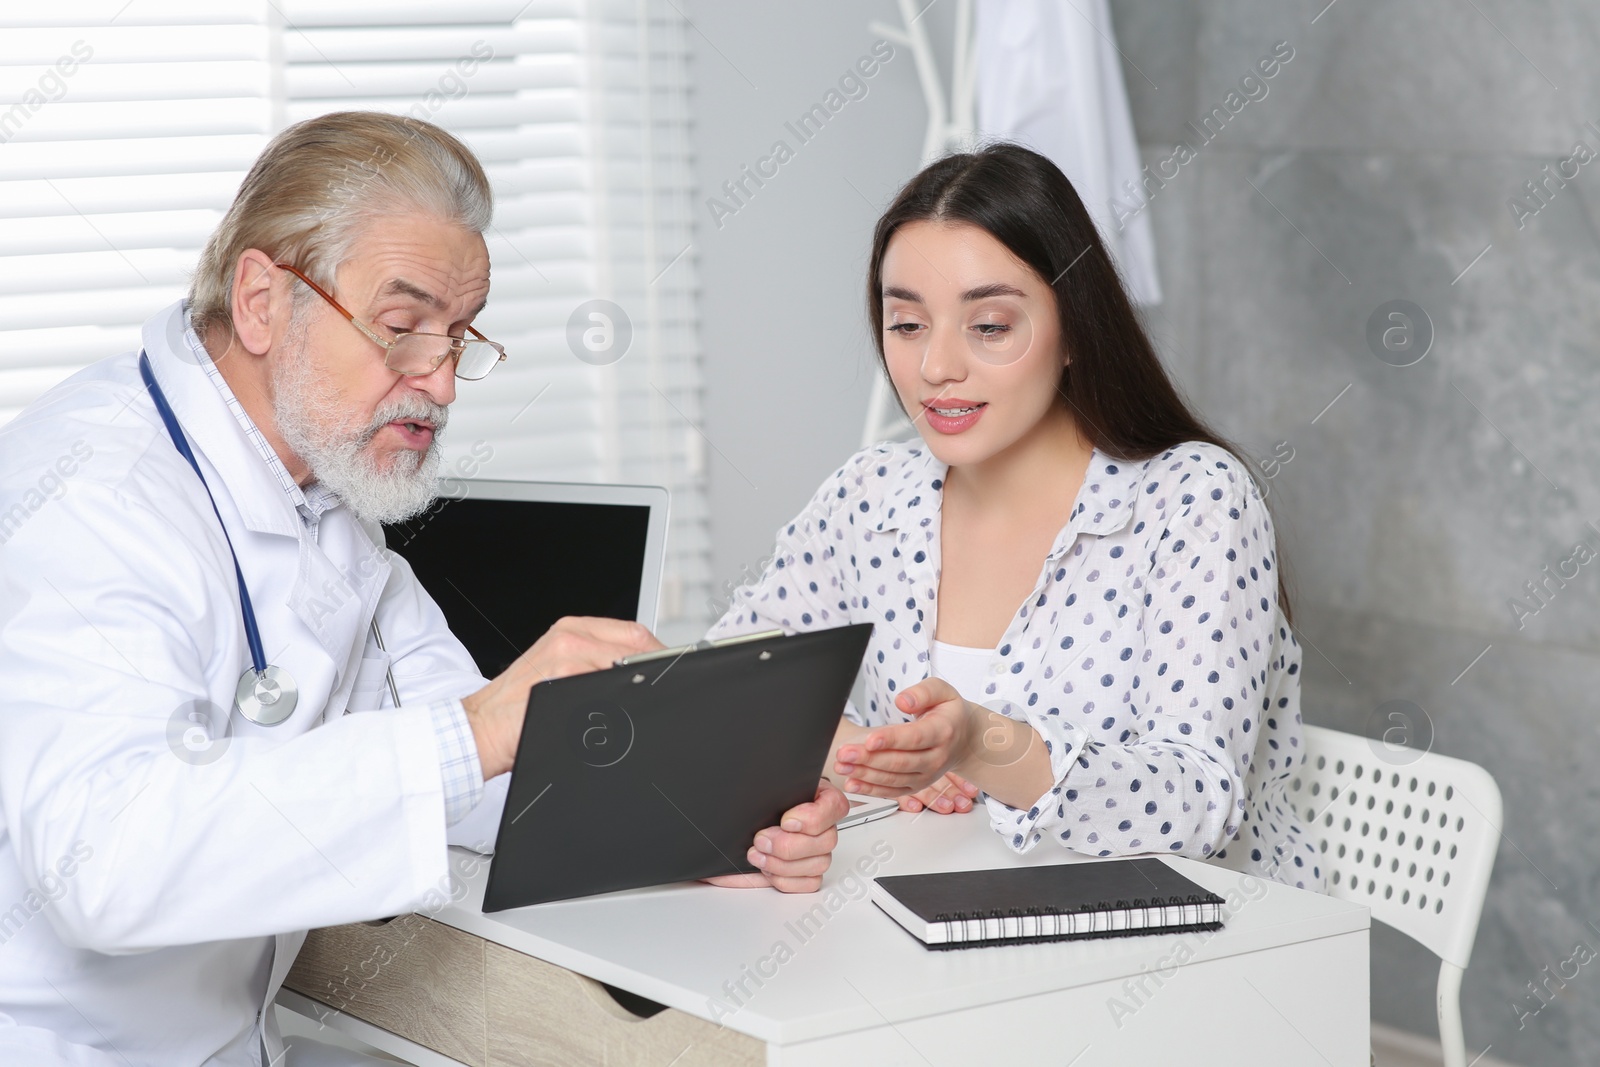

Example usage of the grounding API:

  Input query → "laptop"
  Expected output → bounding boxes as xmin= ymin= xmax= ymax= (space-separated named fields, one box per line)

xmin=382 ymin=478 xmax=670 ymax=677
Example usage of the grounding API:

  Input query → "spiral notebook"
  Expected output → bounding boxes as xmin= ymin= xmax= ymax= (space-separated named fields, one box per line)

xmin=871 ymin=858 xmax=1225 ymax=949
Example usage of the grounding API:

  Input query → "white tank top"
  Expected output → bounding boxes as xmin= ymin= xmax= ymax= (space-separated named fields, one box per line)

xmin=928 ymin=638 xmax=994 ymax=704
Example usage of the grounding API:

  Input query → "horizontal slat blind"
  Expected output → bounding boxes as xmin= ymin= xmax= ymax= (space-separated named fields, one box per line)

xmin=587 ymin=4 xmax=707 ymax=636
xmin=0 ymin=2 xmax=268 ymax=417
xmin=0 ymin=0 xmax=708 ymax=638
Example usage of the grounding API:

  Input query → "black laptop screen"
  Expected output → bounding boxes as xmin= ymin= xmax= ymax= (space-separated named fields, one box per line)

xmin=384 ymin=496 xmax=651 ymax=679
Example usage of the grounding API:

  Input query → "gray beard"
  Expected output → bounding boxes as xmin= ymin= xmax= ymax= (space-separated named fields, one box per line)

xmin=270 ymin=324 xmax=448 ymax=525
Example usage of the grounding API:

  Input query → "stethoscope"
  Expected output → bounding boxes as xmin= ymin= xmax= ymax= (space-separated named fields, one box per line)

xmin=140 ymin=352 xmax=401 ymax=725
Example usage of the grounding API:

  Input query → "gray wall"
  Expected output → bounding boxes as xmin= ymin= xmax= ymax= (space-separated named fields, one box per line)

xmin=685 ymin=0 xmax=925 ymax=620
xmin=1116 ymin=4 xmax=1600 ymax=1064
xmin=691 ymin=2 xmax=1597 ymax=1063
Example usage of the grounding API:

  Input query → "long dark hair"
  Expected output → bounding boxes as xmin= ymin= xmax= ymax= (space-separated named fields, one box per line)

xmin=866 ymin=141 xmax=1294 ymax=623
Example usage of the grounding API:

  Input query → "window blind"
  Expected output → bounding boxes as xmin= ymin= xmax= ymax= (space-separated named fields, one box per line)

xmin=0 ymin=0 xmax=707 ymax=639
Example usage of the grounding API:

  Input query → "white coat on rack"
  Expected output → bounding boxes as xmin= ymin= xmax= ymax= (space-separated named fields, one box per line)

xmin=974 ymin=0 xmax=1162 ymax=306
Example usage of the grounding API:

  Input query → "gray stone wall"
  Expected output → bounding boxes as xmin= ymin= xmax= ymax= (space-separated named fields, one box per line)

xmin=1114 ymin=2 xmax=1600 ymax=1062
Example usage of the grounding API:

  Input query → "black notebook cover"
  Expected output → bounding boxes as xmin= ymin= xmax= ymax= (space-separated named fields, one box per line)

xmin=873 ymin=858 xmax=1225 ymax=950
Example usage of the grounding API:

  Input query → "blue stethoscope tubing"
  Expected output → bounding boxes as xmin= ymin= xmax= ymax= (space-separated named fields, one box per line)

xmin=140 ymin=351 xmax=298 ymax=725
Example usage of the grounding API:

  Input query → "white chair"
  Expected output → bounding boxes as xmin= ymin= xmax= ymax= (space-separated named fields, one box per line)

xmin=1288 ymin=725 xmax=1502 ymax=1067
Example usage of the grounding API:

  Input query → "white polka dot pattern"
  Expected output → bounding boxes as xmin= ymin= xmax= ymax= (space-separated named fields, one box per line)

xmin=706 ymin=439 xmax=1325 ymax=891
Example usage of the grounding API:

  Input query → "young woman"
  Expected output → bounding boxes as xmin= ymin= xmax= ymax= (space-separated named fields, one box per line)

xmin=707 ymin=143 xmax=1323 ymax=890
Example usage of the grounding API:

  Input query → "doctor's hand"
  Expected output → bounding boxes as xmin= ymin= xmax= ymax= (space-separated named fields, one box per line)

xmin=703 ymin=779 xmax=850 ymax=894
xmin=462 ymin=615 xmax=661 ymax=780
xmin=832 ymin=678 xmax=978 ymax=797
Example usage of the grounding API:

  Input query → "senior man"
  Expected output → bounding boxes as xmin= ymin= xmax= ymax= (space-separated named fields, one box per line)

xmin=0 ymin=112 xmax=847 ymax=1066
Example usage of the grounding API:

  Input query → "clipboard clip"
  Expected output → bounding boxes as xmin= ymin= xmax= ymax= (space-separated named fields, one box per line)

xmin=615 ymin=628 xmax=786 ymax=666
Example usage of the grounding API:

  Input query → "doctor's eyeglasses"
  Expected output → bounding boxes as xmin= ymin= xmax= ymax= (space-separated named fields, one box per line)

xmin=273 ymin=262 xmax=507 ymax=381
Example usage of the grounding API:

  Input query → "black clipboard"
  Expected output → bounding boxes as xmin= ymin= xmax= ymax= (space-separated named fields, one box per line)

xmin=482 ymin=622 xmax=874 ymax=911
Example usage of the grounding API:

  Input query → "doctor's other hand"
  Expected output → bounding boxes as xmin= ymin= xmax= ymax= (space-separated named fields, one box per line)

xmin=462 ymin=616 xmax=661 ymax=779
xmin=703 ymin=779 xmax=850 ymax=894
xmin=898 ymin=770 xmax=981 ymax=814
xmin=833 ymin=678 xmax=978 ymax=797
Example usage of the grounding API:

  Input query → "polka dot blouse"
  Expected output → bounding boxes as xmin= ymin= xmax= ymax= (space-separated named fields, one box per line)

xmin=707 ymin=439 xmax=1326 ymax=892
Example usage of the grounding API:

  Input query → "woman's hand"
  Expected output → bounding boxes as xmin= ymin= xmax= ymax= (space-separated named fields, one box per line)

xmin=833 ymin=678 xmax=977 ymax=797
xmin=898 ymin=770 xmax=981 ymax=814
xmin=702 ymin=779 xmax=849 ymax=893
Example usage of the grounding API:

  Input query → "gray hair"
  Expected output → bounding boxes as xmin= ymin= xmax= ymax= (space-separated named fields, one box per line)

xmin=189 ymin=111 xmax=492 ymax=344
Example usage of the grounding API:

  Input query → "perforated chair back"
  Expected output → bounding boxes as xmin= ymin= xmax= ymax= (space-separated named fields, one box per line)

xmin=1288 ymin=725 xmax=1502 ymax=1067
xmin=1290 ymin=725 xmax=1501 ymax=965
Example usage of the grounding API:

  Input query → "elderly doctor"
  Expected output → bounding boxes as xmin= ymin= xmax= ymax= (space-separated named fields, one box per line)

xmin=0 ymin=112 xmax=849 ymax=1067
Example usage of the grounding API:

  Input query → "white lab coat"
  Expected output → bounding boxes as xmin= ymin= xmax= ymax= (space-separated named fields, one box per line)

xmin=0 ymin=301 xmax=506 ymax=1066
xmin=975 ymin=0 xmax=1162 ymax=306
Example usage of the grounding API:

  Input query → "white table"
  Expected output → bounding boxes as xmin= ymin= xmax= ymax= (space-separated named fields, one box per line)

xmin=280 ymin=809 xmax=1370 ymax=1067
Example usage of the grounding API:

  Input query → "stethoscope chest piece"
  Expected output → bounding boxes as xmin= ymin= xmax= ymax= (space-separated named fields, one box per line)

xmin=236 ymin=665 xmax=298 ymax=726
